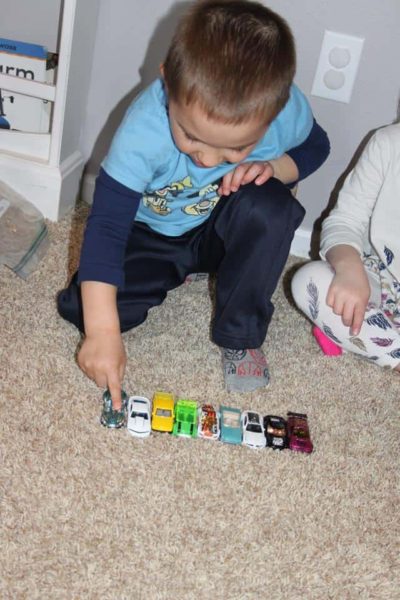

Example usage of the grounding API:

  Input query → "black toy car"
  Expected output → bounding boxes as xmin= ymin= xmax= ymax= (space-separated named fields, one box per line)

xmin=263 ymin=415 xmax=288 ymax=450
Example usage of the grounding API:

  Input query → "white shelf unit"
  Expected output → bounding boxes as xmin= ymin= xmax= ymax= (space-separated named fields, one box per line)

xmin=0 ymin=0 xmax=99 ymax=220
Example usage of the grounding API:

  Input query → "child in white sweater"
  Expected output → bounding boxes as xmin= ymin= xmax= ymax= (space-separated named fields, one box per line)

xmin=292 ymin=123 xmax=400 ymax=370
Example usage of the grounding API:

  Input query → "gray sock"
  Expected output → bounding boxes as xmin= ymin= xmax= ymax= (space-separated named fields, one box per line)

xmin=222 ymin=348 xmax=270 ymax=392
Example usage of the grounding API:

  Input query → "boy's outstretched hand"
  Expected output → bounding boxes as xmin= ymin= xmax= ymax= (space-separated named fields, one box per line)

xmin=79 ymin=281 xmax=126 ymax=410
xmin=78 ymin=332 xmax=126 ymax=410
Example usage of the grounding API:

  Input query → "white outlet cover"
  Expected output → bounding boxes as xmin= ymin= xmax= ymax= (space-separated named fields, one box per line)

xmin=311 ymin=30 xmax=365 ymax=103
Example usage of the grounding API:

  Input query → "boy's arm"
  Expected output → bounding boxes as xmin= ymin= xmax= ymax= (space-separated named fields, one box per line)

xmin=283 ymin=118 xmax=330 ymax=184
xmin=269 ymin=118 xmax=330 ymax=184
xmin=78 ymin=168 xmax=141 ymax=287
xmin=219 ymin=119 xmax=330 ymax=194
xmin=77 ymin=169 xmax=141 ymax=407
xmin=268 ymin=153 xmax=299 ymax=185
xmin=78 ymin=281 xmax=126 ymax=408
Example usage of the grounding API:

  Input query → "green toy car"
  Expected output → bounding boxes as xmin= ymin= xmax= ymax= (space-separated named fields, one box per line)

xmin=172 ymin=399 xmax=198 ymax=438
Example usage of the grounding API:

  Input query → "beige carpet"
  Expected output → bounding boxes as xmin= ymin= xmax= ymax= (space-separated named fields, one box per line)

xmin=1 ymin=203 xmax=399 ymax=599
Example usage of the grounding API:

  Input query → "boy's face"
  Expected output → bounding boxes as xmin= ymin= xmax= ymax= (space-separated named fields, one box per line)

xmin=168 ymin=99 xmax=268 ymax=168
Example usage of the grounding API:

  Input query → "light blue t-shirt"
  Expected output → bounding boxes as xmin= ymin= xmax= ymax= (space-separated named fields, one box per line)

xmin=103 ymin=78 xmax=313 ymax=236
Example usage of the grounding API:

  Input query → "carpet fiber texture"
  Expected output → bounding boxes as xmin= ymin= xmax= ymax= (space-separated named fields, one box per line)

xmin=1 ymin=204 xmax=399 ymax=599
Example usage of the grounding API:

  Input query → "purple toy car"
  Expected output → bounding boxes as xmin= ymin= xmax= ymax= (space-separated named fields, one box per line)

xmin=287 ymin=412 xmax=313 ymax=453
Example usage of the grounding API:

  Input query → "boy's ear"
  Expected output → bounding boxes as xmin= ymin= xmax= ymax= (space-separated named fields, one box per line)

xmin=160 ymin=64 xmax=169 ymax=93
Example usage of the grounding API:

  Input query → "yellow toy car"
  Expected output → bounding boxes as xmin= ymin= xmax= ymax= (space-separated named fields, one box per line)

xmin=151 ymin=391 xmax=175 ymax=432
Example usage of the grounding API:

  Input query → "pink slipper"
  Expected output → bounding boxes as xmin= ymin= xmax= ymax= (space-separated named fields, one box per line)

xmin=312 ymin=326 xmax=343 ymax=356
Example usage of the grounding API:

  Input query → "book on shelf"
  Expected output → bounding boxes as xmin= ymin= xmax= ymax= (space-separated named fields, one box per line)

xmin=0 ymin=37 xmax=57 ymax=134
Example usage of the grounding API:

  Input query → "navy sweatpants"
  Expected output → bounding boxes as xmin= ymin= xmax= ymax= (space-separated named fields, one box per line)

xmin=58 ymin=178 xmax=305 ymax=349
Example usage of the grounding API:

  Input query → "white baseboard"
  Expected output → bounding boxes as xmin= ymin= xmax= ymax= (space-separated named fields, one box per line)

xmin=81 ymin=172 xmax=96 ymax=206
xmin=0 ymin=150 xmax=84 ymax=221
xmin=81 ymin=172 xmax=312 ymax=257
xmin=290 ymin=227 xmax=312 ymax=258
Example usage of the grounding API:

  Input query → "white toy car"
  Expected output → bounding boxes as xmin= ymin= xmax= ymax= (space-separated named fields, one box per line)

xmin=241 ymin=411 xmax=266 ymax=449
xmin=127 ymin=396 xmax=152 ymax=438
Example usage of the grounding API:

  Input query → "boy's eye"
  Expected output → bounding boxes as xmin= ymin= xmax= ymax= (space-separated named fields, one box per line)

xmin=184 ymin=132 xmax=196 ymax=142
xmin=182 ymin=127 xmax=247 ymax=153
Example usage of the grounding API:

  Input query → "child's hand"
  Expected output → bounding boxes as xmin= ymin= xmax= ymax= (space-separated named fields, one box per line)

xmin=326 ymin=269 xmax=370 ymax=336
xmin=325 ymin=245 xmax=371 ymax=336
xmin=78 ymin=331 xmax=126 ymax=409
xmin=218 ymin=161 xmax=274 ymax=196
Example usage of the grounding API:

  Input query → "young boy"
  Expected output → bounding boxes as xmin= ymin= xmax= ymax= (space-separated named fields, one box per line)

xmin=58 ymin=0 xmax=330 ymax=410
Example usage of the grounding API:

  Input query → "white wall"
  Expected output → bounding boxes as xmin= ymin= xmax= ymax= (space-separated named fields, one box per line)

xmin=59 ymin=0 xmax=100 ymax=164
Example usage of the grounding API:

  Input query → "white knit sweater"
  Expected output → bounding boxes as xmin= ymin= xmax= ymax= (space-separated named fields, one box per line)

xmin=320 ymin=122 xmax=400 ymax=282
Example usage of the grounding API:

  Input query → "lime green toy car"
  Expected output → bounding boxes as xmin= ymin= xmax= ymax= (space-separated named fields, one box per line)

xmin=172 ymin=399 xmax=198 ymax=438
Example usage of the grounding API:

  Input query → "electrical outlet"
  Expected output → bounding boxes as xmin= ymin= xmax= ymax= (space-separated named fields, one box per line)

xmin=311 ymin=30 xmax=364 ymax=103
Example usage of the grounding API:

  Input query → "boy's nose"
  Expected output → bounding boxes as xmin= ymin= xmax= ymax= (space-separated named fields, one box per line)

xmin=198 ymin=152 xmax=221 ymax=168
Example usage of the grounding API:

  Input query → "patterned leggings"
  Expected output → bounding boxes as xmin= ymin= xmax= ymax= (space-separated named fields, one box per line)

xmin=291 ymin=255 xmax=400 ymax=369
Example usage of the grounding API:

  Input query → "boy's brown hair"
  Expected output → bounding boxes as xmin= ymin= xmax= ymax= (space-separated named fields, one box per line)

xmin=163 ymin=0 xmax=296 ymax=125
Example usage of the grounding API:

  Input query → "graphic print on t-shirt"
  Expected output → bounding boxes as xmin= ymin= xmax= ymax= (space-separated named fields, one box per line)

xmin=142 ymin=176 xmax=220 ymax=219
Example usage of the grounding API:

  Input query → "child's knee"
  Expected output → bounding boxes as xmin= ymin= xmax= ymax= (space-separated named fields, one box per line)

xmin=291 ymin=260 xmax=333 ymax=315
xmin=240 ymin=179 xmax=305 ymax=231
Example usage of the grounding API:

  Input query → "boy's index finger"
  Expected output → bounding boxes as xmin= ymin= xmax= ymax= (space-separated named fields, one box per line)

xmin=108 ymin=377 xmax=122 ymax=410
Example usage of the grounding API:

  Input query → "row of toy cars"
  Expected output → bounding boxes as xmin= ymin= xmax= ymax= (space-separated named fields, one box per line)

xmin=100 ymin=390 xmax=313 ymax=453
